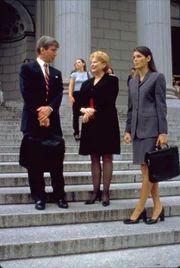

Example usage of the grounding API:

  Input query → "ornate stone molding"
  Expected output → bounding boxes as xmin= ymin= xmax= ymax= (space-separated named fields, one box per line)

xmin=0 ymin=0 xmax=34 ymax=43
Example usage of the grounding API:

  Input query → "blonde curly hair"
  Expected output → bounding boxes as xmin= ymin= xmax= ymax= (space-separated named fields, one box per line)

xmin=90 ymin=51 xmax=110 ymax=72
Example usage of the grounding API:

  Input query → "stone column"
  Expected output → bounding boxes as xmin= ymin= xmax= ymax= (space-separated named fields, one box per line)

xmin=136 ymin=0 xmax=176 ymax=99
xmin=54 ymin=0 xmax=91 ymax=83
xmin=36 ymin=0 xmax=55 ymax=41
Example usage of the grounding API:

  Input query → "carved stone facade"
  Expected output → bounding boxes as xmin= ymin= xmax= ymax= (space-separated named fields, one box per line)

xmin=0 ymin=0 xmax=35 ymax=100
xmin=0 ymin=0 xmax=179 ymax=103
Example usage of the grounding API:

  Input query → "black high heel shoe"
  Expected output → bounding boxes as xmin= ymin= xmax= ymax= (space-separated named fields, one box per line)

xmin=102 ymin=191 xmax=110 ymax=207
xmin=123 ymin=209 xmax=147 ymax=224
xmin=146 ymin=207 xmax=164 ymax=224
xmin=102 ymin=200 xmax=110 ymax=207
xmin=84 ymin=190 xmax=102 ymax=205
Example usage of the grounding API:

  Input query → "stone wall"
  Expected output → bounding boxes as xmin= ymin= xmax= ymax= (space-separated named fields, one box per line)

xmin=91 ymin=0 xmax=137 ymax=104
xmin=0 ymin=0 xmax=36 ymax=101
xmin=0 ymin=0 xmax=179 ymax=103
xmin=0 ymin=36 xmax=35 ymax=100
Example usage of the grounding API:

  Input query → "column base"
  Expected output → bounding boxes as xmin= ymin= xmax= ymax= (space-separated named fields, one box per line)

xmin=166 ymin=86 xmax=178 ymax=99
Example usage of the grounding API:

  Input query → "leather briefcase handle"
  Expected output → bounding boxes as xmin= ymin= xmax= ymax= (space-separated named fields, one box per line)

xmin=155 ymin=143 xmax=169 ymax=151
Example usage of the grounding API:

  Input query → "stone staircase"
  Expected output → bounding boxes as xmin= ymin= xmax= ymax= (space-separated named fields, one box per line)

xmin=0 ymin=100 xmax=180 ymax=268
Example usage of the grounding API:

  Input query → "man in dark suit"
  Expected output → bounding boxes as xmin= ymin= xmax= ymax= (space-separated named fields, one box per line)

xmin=19 ymin=35 xmax=68 ymax=210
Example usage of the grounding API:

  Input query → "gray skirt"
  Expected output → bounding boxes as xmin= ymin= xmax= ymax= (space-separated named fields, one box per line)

xmin=133 ymin=137 xmax=157 ymax=165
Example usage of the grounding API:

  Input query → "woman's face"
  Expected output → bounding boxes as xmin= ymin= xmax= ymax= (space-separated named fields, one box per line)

xmin=133 ymin=51 xmax=150 ymax=71
xmin=75 ymin=60 xmax=85 ymax=70
xmin=90 ymin=57 xmax=106 ymax=74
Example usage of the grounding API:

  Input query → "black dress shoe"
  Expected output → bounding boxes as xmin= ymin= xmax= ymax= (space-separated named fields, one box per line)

xmin=123 ymin=209 xmax=147 ymax=224
xmin=58 ymin=199 xmax=69 ymax=209
xmin=102 ymin=200 xmax=110 ymax=207
xmin=102 ymin=191 xmax=110 ymax=207
xmin=74 ymin=134 xmax=80 ymax=141
xmin=35 ymin=200 xmax=45 ymax=210
xmin=146 ymin=207 xmax=164 ymax=224
xmin=84 ymin=190 xmax=102 ymax=205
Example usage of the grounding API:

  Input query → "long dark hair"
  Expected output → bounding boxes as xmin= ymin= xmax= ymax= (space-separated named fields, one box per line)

xmin=134 ymin=46 xmax=157 ymax=72
xmin=78 ymin=59 xmax=87 ymax=72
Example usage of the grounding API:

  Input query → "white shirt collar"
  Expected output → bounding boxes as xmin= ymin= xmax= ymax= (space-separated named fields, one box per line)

xmin=37 ymin=57 xmax=49 ymax=68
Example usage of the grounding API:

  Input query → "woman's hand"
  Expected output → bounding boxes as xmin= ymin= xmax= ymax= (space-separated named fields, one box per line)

xmin=80 ymin=107 xmax=86 ymax=114
xmin=156 ymin=134 xmax=167 ymax=147
xmin=84 ymin=108 xmax=95 ymax=117
xmin=80 ymin=107 xmax=96 ymax=117
xmin=82 ymin=114 xmax=90 ymax=123
xmin=123 ymin=132 xmax=132 ymax=144
xmin=69 ymin=95 xmax=75 ymax=106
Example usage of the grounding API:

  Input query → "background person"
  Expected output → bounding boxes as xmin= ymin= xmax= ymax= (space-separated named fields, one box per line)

xmin=19 ymin=35 xmax=68 ymax=210
xmin=123 ymin=46 xmax=167 ymax=224
xmin=68 ymin=59 xmax=93 ymax=141
xmin=23 ymin=58 xmax=30 ymax=63
xmin=127 ymin=67 xmax=136 ymax=86
xmin=106 ymin=67 xmax=115 ymax=75
xmin=79 ymin=51 xmax=120 ymax=206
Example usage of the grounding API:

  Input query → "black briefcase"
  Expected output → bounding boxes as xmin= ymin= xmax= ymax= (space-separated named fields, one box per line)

xmin=19 ymin=132 xmax=65 ymax=171
xmin=144 ymin=144 xmax=180 ymax=183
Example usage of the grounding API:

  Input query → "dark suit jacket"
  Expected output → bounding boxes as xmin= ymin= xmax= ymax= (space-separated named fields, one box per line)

xmin=125 ymin=71 xmax=168 ymax=139
xmin=19 ymin=61 xmax=64 ymax=136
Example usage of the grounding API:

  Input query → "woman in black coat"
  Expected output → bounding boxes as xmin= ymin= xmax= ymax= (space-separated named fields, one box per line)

xmin=79 ymin=51 xmax=120 ymax=206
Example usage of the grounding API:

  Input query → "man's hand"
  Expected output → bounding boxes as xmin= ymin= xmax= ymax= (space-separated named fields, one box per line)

xmin=37 ymin=106 xmax=52 ymax=122
xmin=40 ymin=118 xmax=50 ymax=127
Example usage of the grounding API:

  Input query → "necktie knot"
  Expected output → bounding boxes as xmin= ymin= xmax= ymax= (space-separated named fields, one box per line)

xmin=44 ymin=63 xmax=48 ymax=68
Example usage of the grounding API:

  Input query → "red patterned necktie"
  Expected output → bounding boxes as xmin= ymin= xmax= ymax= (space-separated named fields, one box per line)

xmin=44 ymin=63 xmax=49 ymax=101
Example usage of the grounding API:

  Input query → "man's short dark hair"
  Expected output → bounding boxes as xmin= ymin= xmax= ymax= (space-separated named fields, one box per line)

xmin=36 ymin=36 xmax=59 ymax=54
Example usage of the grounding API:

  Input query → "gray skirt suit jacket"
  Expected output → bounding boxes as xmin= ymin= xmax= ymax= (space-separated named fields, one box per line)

xmin=125 ymin=71 xmax=168 ymax=164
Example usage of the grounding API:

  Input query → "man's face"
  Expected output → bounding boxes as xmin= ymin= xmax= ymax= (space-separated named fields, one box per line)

xmin=40 ymin=45 xmax=57 ymax=63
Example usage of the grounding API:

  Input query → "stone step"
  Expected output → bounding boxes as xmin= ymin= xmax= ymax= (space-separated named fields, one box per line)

xmin=0 ymin=142 xmax=180 ymax=153
xmin=1 ymin=244 xmax=180 ymax=268
xmin=0 ymin=170 xmax=141 ymax=187
xmin=0 ymin=152 xmax=132 ymax=162
xmin=0 ymin=181 xmax=180 ymax=204
xmin=0 ymin=196 xmax=179 ymax=228
xmin=0 ymin=160 xmax=140 ymax=173
xmin=0 ymin=136 xmax=176 ymax=147
xmin=1 ymin=170 xmax=180 ymax=187
xmin=0 ymin=146 xmax=22 ymax=153
xmin=1 ymin=148 xmax=180 ymax=162
xmin=0 ymin=144 xmax=133 ymax=153
xmin=0 ymin=133 xmax=180 ymax=143
xmin=0 ymin=216 xmax=180 ymax=261
xmin=1 ymin=105 xmax=180 ymax=116
xmin=0 ymin=115 xmax=179 ymax=123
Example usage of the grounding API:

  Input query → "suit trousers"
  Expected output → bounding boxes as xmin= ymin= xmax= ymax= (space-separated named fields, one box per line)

xmin=28 ymin=162 xmax=65 ymax=202
xmin=72 ymin=91 xmax=81 ymax=136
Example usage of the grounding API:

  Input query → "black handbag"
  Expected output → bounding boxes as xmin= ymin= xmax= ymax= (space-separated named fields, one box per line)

xmin=144 ymin=144 xmax=180 ymax=183
xmin=19 ymin=131 xmax=65 ymax=171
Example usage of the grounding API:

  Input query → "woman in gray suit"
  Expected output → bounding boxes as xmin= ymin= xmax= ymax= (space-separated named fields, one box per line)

xmin=123 ymin=46 xmax=168 ymax=224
